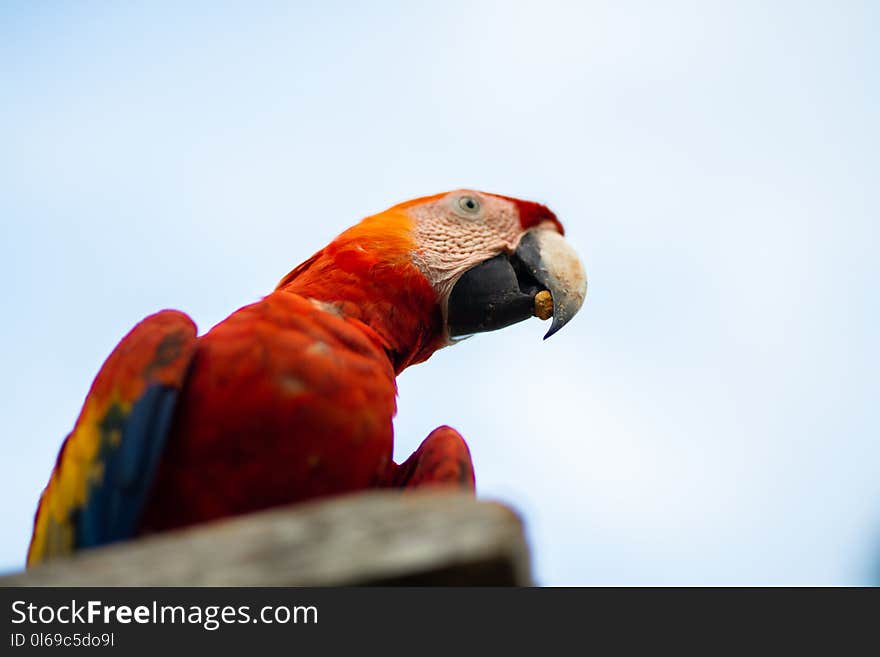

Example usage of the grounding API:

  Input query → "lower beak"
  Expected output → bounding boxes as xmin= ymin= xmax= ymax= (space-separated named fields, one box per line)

xmin=446 ymin=229 xmax=587 ymax=340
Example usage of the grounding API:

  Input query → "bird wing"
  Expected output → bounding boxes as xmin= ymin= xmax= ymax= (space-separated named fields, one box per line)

xmin=27 ymin=310 xmax=197 ymax=566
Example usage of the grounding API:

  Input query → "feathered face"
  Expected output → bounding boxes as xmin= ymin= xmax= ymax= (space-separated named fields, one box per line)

xmin=278 ymin=189 xmax=586 ymax=368
xmin=402 ymin=189 xmax=586 ymax=340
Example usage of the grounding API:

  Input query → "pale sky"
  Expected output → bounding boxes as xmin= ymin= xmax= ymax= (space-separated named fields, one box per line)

xmin=2 ymin=1 xmax=878 ymax=584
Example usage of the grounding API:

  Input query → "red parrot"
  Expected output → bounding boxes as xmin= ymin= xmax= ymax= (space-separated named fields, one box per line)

xmin=27 ymin=190 xmax=586 ymax=566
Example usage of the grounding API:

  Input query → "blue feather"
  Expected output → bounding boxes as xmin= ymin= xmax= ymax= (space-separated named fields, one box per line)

xmin=75 ymin=384 xmax=179 ymax=548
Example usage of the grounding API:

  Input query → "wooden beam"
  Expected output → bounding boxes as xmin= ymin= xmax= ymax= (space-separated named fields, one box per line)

xmin=2 ymin=492 xmax=531 ymax=586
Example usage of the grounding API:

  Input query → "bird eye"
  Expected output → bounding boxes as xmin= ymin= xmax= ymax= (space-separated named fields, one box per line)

xmin=456 ymin=196 xmax=481 ymax=215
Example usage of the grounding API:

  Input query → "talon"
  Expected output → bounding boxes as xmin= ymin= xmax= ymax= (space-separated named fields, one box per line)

xmin=390 ymin=426 xmax=475 ymax=492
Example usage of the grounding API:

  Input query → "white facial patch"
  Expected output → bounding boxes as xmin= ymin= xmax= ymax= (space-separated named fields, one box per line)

xmin=408 ymin=191 xmax=525 ymax=304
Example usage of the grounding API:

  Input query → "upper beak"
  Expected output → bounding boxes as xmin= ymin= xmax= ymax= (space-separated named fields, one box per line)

xmin=446 ymin=228 xmax=587 ymax=340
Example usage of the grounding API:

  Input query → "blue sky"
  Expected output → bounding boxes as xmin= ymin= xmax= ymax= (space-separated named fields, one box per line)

xmin=2 ymin=1 xmax=878 ymax=584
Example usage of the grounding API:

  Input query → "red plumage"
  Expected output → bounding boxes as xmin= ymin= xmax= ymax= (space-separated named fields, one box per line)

xmin=28 ymin=189 xmax=584 ymax=565
xmin=140 ymin=291 xmax=401 ymax=531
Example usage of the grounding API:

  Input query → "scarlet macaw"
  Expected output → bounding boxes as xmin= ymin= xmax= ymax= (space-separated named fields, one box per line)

xmin=27 ymin=190 xmax=586 ymax=566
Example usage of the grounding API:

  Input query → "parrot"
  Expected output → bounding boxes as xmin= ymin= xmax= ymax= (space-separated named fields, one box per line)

xmin=26 ymin=190 xmax=586 ymax=566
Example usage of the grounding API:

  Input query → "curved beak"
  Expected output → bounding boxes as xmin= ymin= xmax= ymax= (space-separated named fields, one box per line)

xmin=447 ymin=228 xmax=587 ymax=340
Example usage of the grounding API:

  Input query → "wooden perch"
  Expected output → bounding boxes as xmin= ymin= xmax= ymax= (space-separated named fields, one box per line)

xmin=1 ymin=492 xmax=531 ymax=586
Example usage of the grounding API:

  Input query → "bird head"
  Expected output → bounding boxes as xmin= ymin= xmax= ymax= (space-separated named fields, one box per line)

xmin=278 ymin=189 xmax=587 ymax=370
xmin=400 ymin=189 xmax=586 ymax=341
